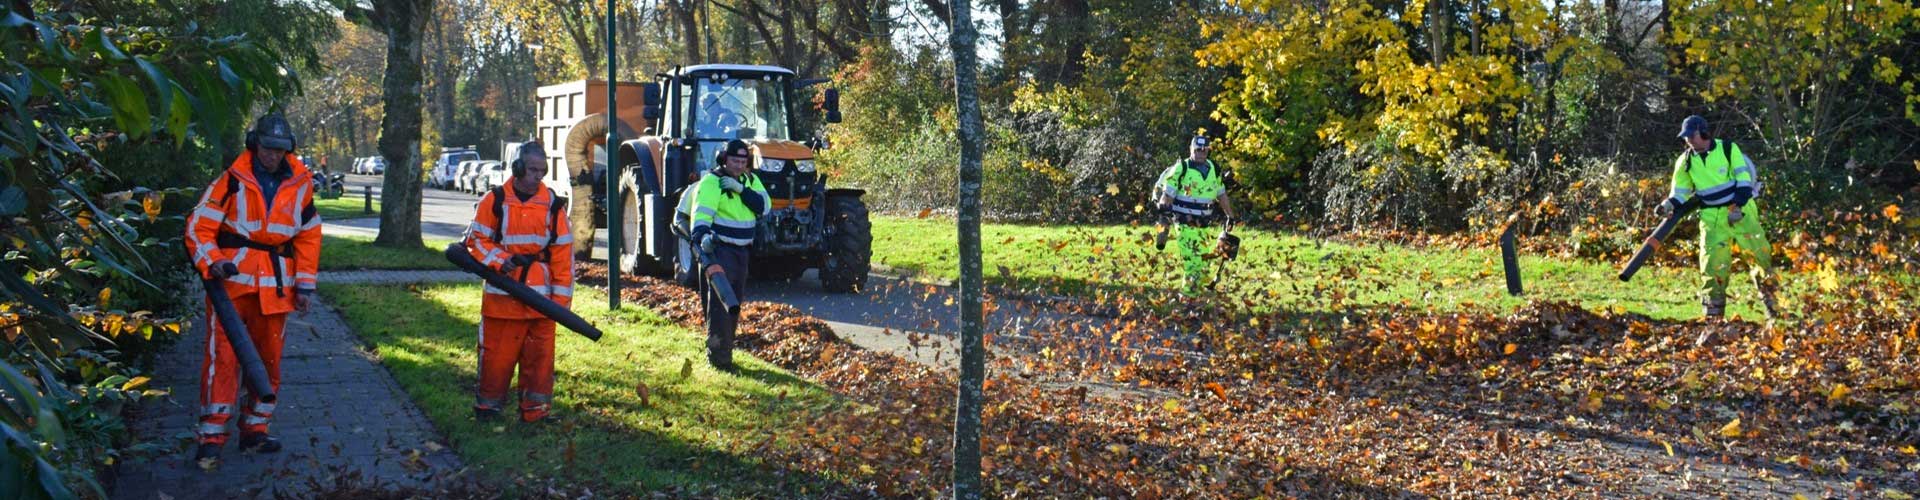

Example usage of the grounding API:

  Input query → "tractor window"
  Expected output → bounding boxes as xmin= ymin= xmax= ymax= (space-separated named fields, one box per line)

xmin=674 ymin=80 xmax=692 ymax=138
xmin=693 ymin=78 xmax=789 ymax=141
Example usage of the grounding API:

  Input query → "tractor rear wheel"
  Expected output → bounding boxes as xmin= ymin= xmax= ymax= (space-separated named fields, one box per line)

xmin=616 ymin=168 xmax=670 ymax=276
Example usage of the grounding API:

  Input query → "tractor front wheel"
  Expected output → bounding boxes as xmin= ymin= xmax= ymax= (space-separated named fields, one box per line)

xmin=819 ymin=195 xmax=871 ymax=293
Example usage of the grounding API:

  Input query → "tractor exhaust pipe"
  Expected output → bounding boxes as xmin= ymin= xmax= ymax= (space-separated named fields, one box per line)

xmin=203 ymin=279 xmax=276 ymax=404
xmin=443 ymin=243 xmax=605 ymax=341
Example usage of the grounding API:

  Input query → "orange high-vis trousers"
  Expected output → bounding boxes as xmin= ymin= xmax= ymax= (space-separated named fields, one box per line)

xmin=475 ymin=316 xmax=556 ymax=422
xmin=197 ymin=292 xmax=286 ymax=445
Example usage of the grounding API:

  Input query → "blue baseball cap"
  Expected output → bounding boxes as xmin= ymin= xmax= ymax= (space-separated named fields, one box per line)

xmin=1677 ymin=115 xmax=1708 ymax=138
xmin=1190 ymin=136 xmax=1210 ymax=150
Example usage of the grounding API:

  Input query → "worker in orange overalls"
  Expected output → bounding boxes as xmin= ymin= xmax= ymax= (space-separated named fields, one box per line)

xmin=185 ymin=114 xmax=323 ymax=463
xmin=463 ymin=141 xmax=574 ymax=423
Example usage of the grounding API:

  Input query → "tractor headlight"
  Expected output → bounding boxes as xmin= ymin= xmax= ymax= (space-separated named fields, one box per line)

xmin=758 ymin=158 xmax=785 ymax=173
xmin=795 ymin=160 xmax=816 ymax=173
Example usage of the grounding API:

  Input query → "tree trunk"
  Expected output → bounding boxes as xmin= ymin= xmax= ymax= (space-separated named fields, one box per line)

xmin=948 ymin=0 xmax=985 ymax=495
xmin=1055 ymin=0 xmax=1090 ymax=85
xmin=868 ymin=0 xmax=891 ymax=44
xmin=670 ymin=0 xmax=703 ymax=63
xmin=432 ymin=14 xmax=458 ymax=144
xmin=374 ymin=0 xmax=432 ymax=250
xmin=557 ymin=1 xmax=603 ymax=77
xmin=1660 ymin=0 xmax=1689 ymax=114
xmin=1428 ymin=0 xmax=1448 ymax=64
xmin=347 ymin=108 xmax=360 ymax=157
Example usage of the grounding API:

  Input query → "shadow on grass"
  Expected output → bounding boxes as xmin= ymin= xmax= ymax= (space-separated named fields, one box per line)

xmin=320 ymin=283 xmax=861 ymax=497
xmin=318 ymin=234 xmax=457 ymax=271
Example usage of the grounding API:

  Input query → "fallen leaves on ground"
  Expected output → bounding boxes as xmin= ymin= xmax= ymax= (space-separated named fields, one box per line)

xmin=569 ymin=208 xmax=1918 ymax=497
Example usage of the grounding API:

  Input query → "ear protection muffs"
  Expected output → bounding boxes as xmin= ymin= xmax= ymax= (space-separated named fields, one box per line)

xmin=510 ymin=158 xmax=527 ymax=178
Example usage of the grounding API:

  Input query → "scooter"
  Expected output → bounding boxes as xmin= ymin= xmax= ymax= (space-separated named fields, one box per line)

xmin=314 ymin=171 xmax=347 ymax=199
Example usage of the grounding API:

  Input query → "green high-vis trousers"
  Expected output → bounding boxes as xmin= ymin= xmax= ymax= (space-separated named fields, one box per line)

xmin=1697 ymin=205 xmax=1775 ymax=307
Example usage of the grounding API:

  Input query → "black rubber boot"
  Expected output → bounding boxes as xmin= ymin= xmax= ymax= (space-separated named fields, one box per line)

xmin=1702 ymin=298 xmax=1726 ymax=318
xmin=708 ymin=349 xmax=737 ymax=372
xmin=192 ymin=442 xmax=222 ymax=467
xmin=474 ymin=406 xmax=502 ymax=421
xmin=239 ymin=433 xmax=281 ymax=453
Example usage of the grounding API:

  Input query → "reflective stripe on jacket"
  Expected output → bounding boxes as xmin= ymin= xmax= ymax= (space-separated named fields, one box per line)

xmin=465 ymin=183 xmax=575 ymax=319
xmin=185 ymin=151 xmax=322 ymax=316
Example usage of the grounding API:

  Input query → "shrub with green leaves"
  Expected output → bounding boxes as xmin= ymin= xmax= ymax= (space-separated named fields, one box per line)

xmin=2 ymin=3 xmax=299 ymax=497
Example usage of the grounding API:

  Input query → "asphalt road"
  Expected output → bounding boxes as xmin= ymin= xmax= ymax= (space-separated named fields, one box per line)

xmin=322 ymin=174 xmax=1197 ymax=377
xmin=324 ymin=174 xmax=986 ymax=367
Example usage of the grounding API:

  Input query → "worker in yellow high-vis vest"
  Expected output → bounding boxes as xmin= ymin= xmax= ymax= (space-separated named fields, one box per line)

xmin=1154 ymin=136 xmax=1237 ymax=295
xmin=1658 ymin=115 xmax=1779 ymax=318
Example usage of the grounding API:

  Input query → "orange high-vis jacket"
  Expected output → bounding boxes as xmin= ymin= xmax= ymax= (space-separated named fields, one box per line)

xmin=465 ymin=183 xmax=574 ymax=319
xmin=186 ymin=151 xmax=323 ymax=316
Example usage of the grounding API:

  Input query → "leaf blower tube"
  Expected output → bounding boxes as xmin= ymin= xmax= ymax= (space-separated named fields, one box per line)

xmin=1500 ymin=214 xmax=1523 ymax=296
xmin=442 ymin=243 xmax=604 ymax=341
xmin=202 ymin=279 xmax=276 ymax=404
xmin=700 ymin=248 xmax=742 ymax=313
xmin=670 ymin=222 xmax=741 ymax=312
xmin=1618 ymin=200 xmax=1697 ymax=282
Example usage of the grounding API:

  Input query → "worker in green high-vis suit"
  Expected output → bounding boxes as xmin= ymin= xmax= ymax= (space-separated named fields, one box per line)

xmin=1154 ymin=136 xmax=1238 ymax=295
xmin=1658 ymin=115 xmax=1780 ymax=318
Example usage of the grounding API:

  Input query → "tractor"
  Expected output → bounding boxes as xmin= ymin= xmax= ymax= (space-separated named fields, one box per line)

xmin=544 ymin=64 xmax=869 ymax=293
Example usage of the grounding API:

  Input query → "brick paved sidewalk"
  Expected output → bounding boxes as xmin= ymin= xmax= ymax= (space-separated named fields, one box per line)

xmin=111 ymin=273 xmax=470 ymax=499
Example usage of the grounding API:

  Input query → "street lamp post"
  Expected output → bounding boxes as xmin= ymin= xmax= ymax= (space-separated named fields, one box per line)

xmin=605 ymin=0 xmax=622 ymax=309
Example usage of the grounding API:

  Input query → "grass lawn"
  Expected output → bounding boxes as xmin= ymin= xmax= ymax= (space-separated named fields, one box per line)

xmin=318 ymin=234 xmax=458 ymax=271
xmin=320 ymin=283 xmax=851 ymax=495
xmin=872 ymin=215 xmax=1809 ymax=320
xmin=315 ymin=194 xmax=378 ymax=220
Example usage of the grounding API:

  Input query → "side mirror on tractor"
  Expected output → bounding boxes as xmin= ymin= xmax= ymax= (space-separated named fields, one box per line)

xmin=823 ymin=88 xmax=842 ymax=124
xmin=642 ymin=83 xmax=663 ymax=120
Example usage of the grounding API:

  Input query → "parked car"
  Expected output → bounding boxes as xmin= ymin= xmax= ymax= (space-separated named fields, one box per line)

xmin=457 ymin=161 xmax=486 ymax=194
xmin=350 ymin=157 xmax=366 ymax=175
xmin=367 ymin=156 xmax=387 ymax=175
xmin=434 ymin=147 xmax=479 ymax=190
xmin=450 ymin=160 xmax=478 ymax=191
xmin=478 ymin=161 xmax=509 ymax=193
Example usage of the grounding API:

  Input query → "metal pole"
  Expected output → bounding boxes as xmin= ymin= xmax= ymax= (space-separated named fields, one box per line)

xmin=605 ymin=0 xmax=622 ymax=309
xmin=363 ymin=186 xmax=374 ymax=214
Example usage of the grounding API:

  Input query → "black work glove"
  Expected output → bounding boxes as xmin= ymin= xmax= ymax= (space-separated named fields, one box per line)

xmin=509 ymin=254 xmax=538 ymax=268
xmin=208 ymin=260 xmax=239 ymax=280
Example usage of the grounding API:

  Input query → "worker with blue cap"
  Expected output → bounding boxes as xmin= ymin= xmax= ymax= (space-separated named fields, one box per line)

xmin=1657 ymin=115 xmax=1779 ymax=318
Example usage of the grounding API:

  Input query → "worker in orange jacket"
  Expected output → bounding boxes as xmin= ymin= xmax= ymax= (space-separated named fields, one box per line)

xmin=184 ymin=115 xmax=323 ymax=463
xmin=463 ymin=142 xmax=574 ymax=423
